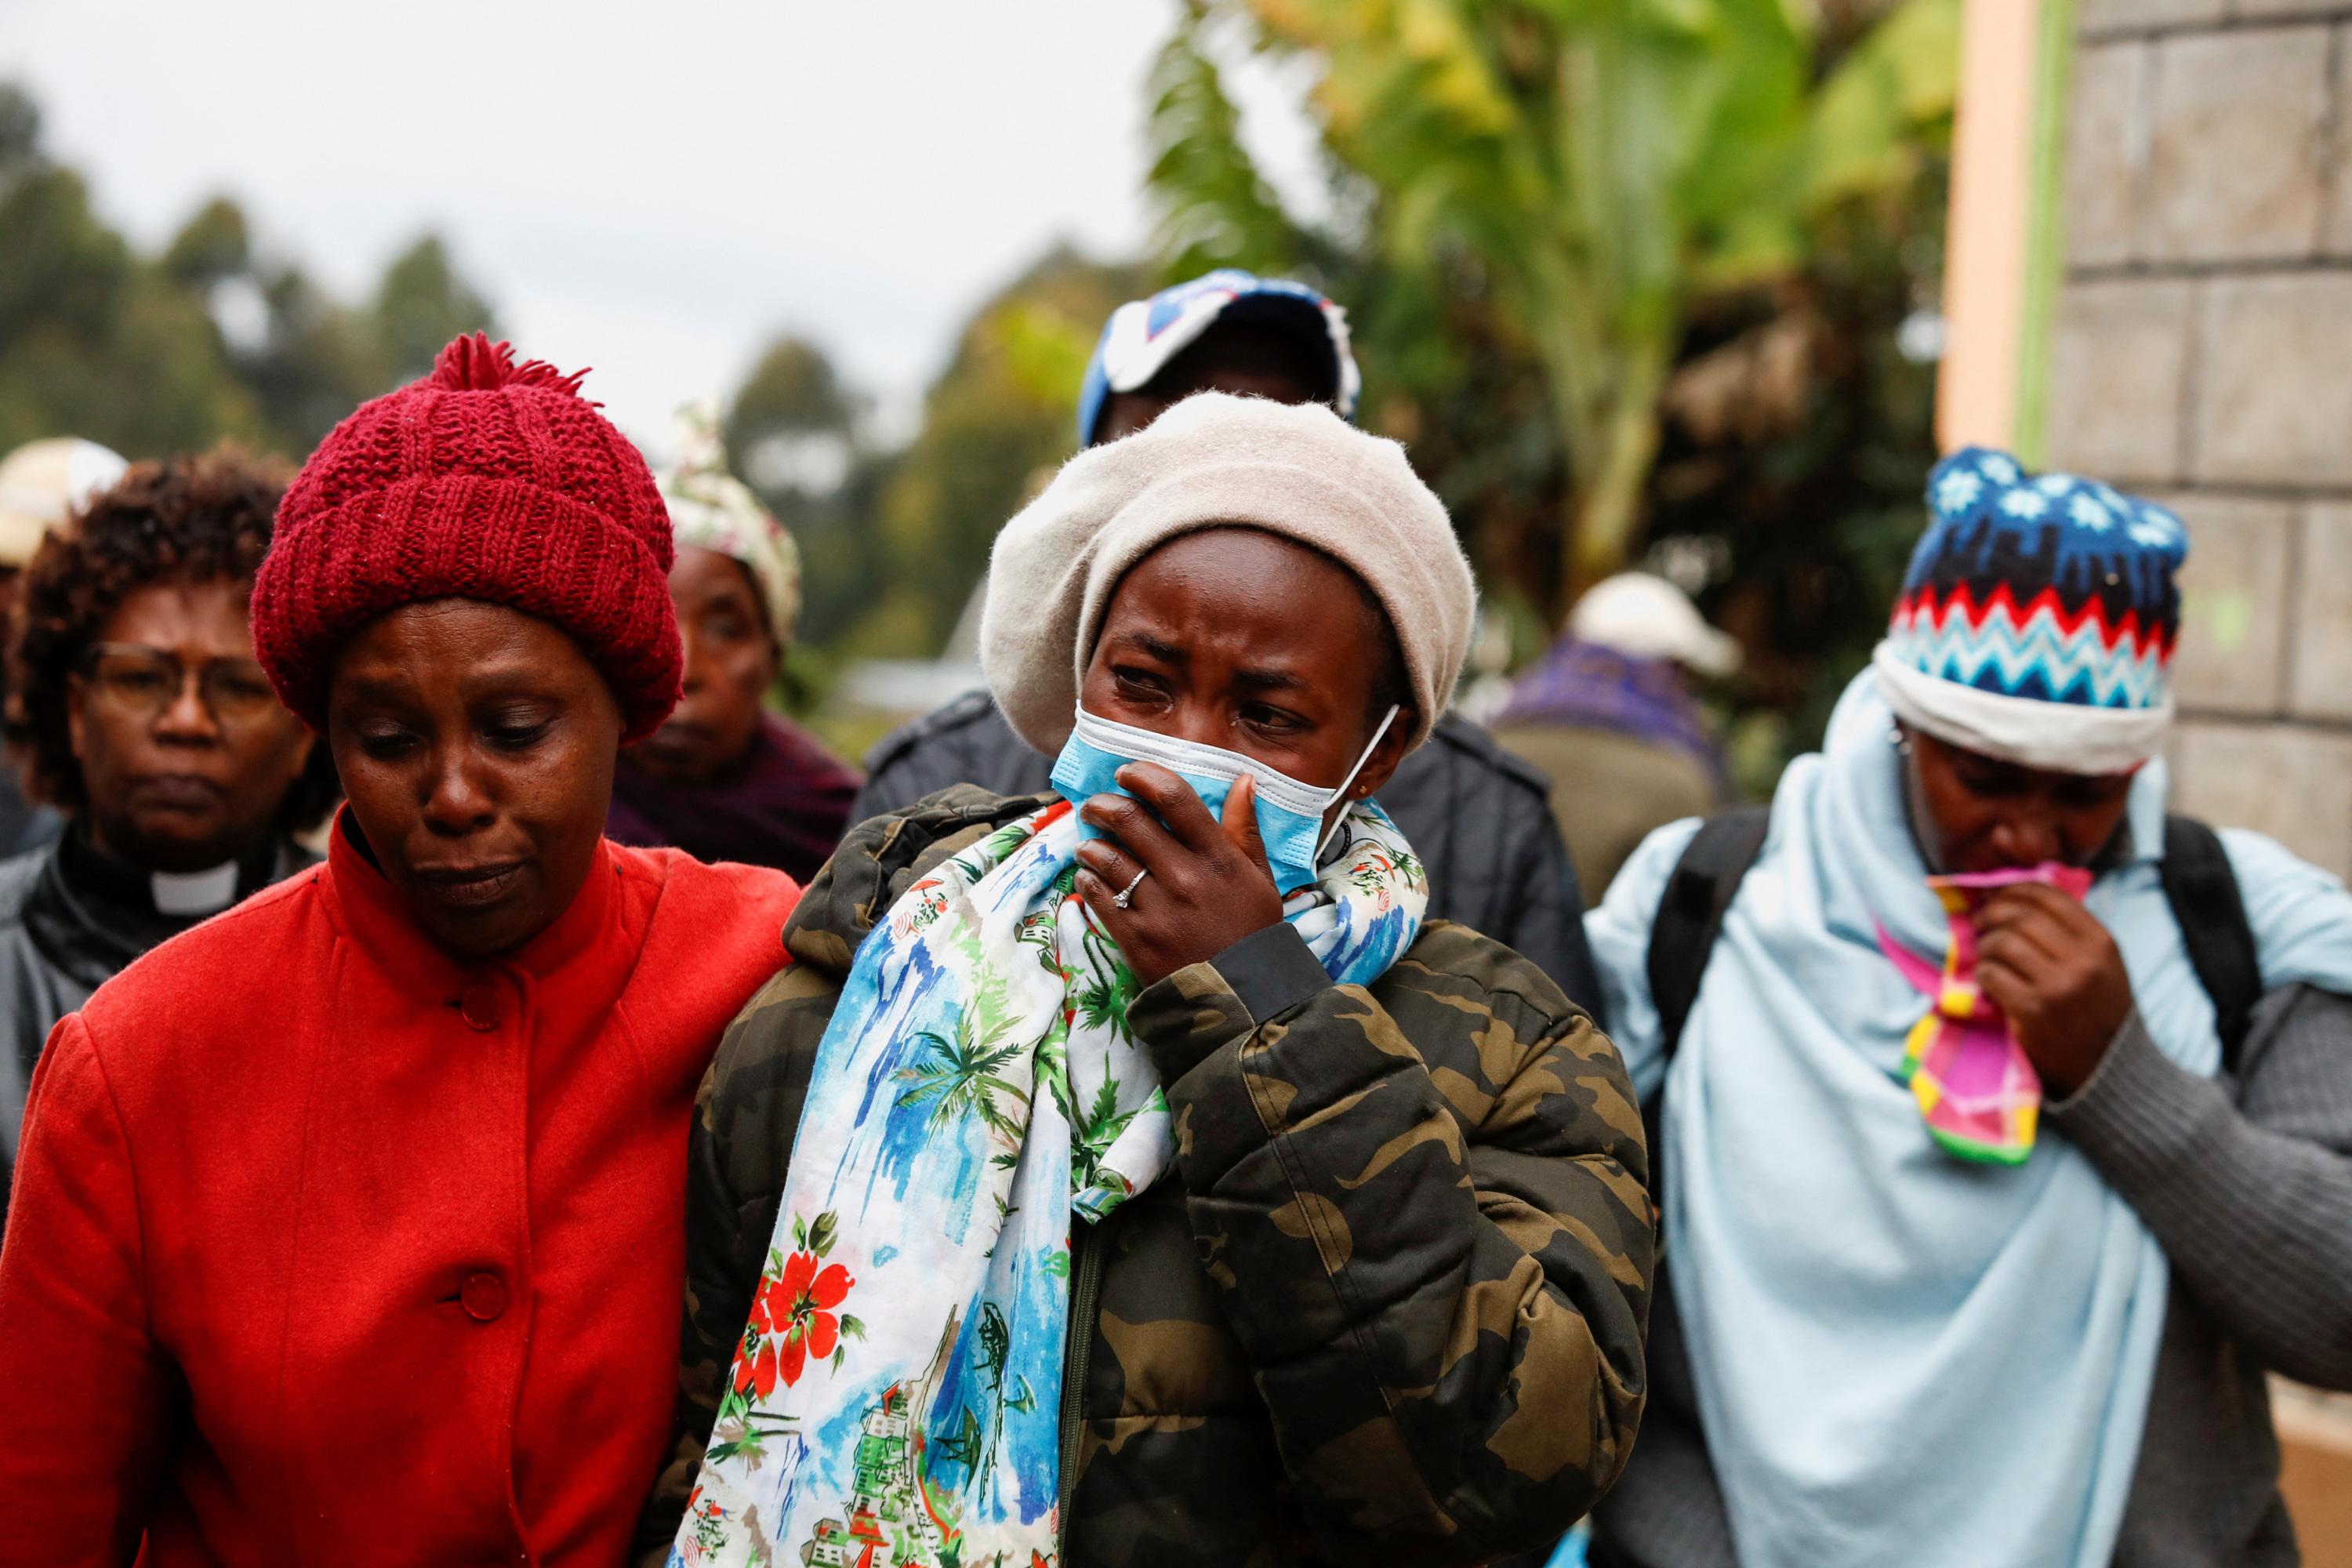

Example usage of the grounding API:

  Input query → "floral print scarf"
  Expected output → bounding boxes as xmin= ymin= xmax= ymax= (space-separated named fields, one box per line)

xmin=675 ymin=796 xmax=1425 ymax=1568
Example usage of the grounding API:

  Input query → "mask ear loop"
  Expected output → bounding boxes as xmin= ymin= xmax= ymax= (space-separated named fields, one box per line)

xmin=1312 ymin=704 xmax=1401 ymax=860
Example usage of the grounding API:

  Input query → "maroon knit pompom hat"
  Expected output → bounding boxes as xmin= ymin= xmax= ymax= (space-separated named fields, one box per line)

xmin=251 ymin=333 xmax=681 ymax=741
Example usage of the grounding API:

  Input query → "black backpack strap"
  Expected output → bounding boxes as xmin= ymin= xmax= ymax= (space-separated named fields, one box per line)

xmin=2158 ymin=815 xmax=2262 ymax=1076
xmin=1646 ymin=806 xmax=1773 ymax=1064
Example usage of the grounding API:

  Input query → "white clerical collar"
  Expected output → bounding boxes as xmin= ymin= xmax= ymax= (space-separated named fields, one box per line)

xmin=151 ymin=862 xmax=239 ymax=916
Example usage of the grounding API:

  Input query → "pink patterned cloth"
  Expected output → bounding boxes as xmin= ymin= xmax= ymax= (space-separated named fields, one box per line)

xmin=1875 ymin=863 xmax=2092 ymax=1163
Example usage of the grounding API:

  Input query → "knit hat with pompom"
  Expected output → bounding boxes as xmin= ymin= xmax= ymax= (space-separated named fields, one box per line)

xmin=252 ymin=333 xmax=681 ymax=740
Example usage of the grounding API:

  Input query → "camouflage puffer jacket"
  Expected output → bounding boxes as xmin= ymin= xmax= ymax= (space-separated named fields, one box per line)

xmin=637 ymin=788 xmax=1654 ymax=1567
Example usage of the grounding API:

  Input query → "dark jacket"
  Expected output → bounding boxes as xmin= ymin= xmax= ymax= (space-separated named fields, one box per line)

xmin=640 ymin=787 xmax=1654 ymax=1567
xmin=608 ymin=713 xmax=862 ymax=884
xmin=852 ymin=693 xmax=1605 ymax=1018
xmin=0 ymin=827 xmax=314 ymax=1200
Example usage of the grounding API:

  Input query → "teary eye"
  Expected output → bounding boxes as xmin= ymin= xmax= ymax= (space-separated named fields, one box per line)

xmin=1241 ymin=702 xmax=1306 ymax=735
xmin=1112 ymin=666 xmax=1171 ymax=702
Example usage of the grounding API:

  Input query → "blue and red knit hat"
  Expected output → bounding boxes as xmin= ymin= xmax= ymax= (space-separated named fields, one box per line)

xmin=1871 ymin=446 xmax=2187 ymax=773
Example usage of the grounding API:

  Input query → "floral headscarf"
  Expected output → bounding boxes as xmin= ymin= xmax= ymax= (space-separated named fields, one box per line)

xmin=660 ymin=401 xmax=803 ymax=644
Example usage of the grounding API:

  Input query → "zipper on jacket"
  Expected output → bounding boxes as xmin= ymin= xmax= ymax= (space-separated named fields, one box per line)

xmin=1057 ymin=1222 xmax=1108 ymax=1556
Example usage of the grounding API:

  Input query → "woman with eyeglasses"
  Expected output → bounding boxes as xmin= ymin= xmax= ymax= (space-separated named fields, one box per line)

xmin=0 ymin=445 xmax=336 ymax=1214
xmin=0 ymin=337 xmax=803 ymax=1566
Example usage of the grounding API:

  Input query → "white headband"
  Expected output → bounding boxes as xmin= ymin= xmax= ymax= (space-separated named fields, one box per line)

xmin=1871 ymin=644 xmax=2171 ymax=775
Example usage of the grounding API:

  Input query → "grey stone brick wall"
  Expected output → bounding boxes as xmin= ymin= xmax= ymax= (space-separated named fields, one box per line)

xmin=2056 ymin=5 xmax=2352 ymax=873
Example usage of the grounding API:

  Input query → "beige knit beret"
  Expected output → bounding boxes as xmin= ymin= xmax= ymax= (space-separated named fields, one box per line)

xmin=982 ymin=391 xmax=1477 ymax=757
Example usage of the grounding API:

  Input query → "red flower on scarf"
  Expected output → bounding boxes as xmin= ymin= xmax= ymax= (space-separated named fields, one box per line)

xmin=737 ymin=1247 xmax=855 ymax=1396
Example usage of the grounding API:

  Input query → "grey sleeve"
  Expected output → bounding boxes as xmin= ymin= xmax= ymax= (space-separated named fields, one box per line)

xmin=2045 ymin=984 xmax=2352 ymax=1389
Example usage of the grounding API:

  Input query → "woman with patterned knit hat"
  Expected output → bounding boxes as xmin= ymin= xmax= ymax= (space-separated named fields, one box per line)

xmin=638 ymin=393 xmax=1651 ymax=1568
xmin=606 ymin=402 xmax=859 ymax=883
xmin=1584 ymin=448 xmax=2352 ymax=1568
xmin=0 ymin=336 xmax=803 ymax=1566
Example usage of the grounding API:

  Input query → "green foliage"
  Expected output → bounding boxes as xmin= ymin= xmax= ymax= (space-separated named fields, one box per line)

xmin=0 ymin=147 xmax=262 ymax=457
xmin=0 ymin=80 xmax=497 ymax=466
xmin=720 ymin=251 xmax=1147 ymax=666
xmin=1146 ymin=29 xmax=1318 ymax=276
xmin=818 ymin=249 xmax=1149 ymax=662
xmin=373 ymin=235 xmax=499 ymax=386
xmin=161 ymin=198 xmax=252 ymax=290
xmin=723 ymin=333 xmax=870 ymax=653
xmin=1140 ymin=0 xmax=1954 ymax=772
xmin=1653 ymin=177 xmax=1947 ymax=784
xmin=1145 ymin=0 xmax=1957 ymax=612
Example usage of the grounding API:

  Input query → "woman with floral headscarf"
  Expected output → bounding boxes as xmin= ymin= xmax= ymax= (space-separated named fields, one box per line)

xmin=606 ymin=404 xmax=859 ymax=882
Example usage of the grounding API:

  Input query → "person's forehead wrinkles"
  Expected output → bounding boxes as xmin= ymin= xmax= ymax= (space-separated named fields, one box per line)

xmin=1116 ymin=617 xmax=1319 ymax=678
xmin=335 ymin=644 xmax=559 ymax=699
xmin=1104 ymin=626 xmax=1188 ymax=665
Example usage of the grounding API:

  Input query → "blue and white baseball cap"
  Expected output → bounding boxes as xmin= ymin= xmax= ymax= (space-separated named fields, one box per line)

xmin=1076 ymin=270 xmax=1359 ymax=448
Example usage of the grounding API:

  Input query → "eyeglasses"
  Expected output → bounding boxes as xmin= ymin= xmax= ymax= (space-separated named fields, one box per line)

xmin=80 ymin=644 xmax=283 ymax=726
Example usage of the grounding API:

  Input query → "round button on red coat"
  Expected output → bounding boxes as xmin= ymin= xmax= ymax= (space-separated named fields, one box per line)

xmin=460 ymin=1272 xmax=506 ymax=1322
xmin=459 ymin=983 xmax=506 ymax=1032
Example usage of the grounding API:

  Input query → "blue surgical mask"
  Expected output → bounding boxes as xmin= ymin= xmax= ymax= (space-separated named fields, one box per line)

xmin=1050 ymin=702 xmax=1401 ymax=895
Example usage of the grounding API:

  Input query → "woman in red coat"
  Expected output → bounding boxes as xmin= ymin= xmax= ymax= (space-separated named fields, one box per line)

xmin=0 ymin=336 xmax=803 ymax=1566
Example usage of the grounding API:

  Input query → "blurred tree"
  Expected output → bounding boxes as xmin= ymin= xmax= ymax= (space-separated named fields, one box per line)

xmin=800 ymin=246 xmax=1149 ymax=661
xmin=161 ymin=197 xmax=252 ymax=291
xmin=1148 ymin=0 xmax=1957 ymax=610
xmin=372 ymin=235 xmax=498 ymax=386
xmin=1646 ymin=174 xmax=1948 ymax=792
xmin=728 ymin=336 xmax=858 ymax=495
xmin=224 ymin=228 xmax=496 ymax=452
xmin=229 ymin=261 xmax=385 ymax=453
xmin=0 ymin=85 xmax=261 ymax=456
xmin=0 ymin=80 xmax=500 ymax=465
xmin=722 ymin=334 xmax=869 ymax=648
xmin=0 ymin=83 xmax=38 ymax=173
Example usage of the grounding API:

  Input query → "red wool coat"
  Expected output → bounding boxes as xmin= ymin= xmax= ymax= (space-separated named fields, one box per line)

xmin=0 ymin=825 xmax=800 ymax=1566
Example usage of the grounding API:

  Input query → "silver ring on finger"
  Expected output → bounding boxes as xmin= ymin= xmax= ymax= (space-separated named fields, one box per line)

xmin=1112 ymin=866 xmax=1150 ymax=909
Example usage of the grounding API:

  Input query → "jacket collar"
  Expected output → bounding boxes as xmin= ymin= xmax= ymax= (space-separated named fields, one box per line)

xmin=27 ymin=826 xmax=313 ymax=987
xmin=782 ymin=786 xmax=1054 ymax=977
xmin=323 ymin=807 xmax=619 ymax=984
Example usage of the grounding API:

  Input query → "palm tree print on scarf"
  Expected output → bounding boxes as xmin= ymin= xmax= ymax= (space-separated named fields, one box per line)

xmin=675 ymin=799 xmax=1425 ymax=1568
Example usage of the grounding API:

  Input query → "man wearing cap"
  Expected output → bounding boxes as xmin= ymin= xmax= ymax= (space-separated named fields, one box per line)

xmin=1494 ymin=572 xmax=1738 ymax=894
xmin=853 ymin=270 xmax=1605 ymax=1013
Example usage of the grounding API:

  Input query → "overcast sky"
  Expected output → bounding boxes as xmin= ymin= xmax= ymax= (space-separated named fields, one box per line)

xmin=2 ymin=0 xmax=1323 ymax=451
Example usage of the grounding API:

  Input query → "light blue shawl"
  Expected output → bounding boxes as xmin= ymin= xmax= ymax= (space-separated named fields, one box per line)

xmin=1588 ymin=670 xmax=2352 ymax=1568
